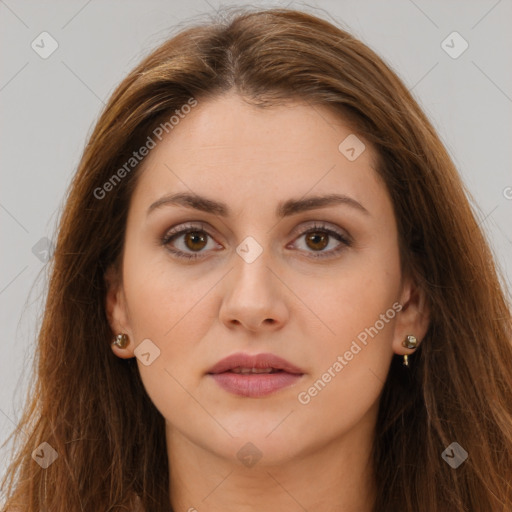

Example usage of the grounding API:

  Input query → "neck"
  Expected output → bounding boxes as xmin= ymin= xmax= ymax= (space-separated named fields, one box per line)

xmin=166 ymin=415 xmax=377 ymax=512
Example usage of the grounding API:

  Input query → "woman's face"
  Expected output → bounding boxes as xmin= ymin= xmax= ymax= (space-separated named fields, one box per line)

xmin=106 ymin=92 xmax=428 ymax=466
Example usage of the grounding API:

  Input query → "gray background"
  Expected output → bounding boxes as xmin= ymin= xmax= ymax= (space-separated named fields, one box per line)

xmin=1 ymin=0 xmax=511 ymax=480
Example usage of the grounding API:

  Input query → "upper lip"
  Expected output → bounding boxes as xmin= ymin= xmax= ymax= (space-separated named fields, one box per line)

xmin=207 ymin=352 xmax=304 ymax=375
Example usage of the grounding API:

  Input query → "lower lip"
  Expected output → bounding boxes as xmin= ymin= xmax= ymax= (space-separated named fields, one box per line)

xmin=209 ymin=371 xmax=303 ymax=397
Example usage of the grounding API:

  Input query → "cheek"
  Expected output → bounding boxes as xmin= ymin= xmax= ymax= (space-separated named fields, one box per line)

xmin=292 ymin=243 xmax=402 ymax=352
xmin=120 ymin=243 xmax=220 ymax=384
xmin=121 ymin=255 xmax=216 ymax=426
xmin=122 ymin=237 xmax=212 ymax=340
xmin=291 ymin=248 xmax=401 ymax=416
xmin=292 ymin=290 xmax=398 ymax=447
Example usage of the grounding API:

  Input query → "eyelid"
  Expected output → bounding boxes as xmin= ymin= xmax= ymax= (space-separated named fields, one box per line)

xmin=164 ymin=221 xmax=209 ymax=238
xmin=289 ymin=220 xmax=352 ymax=241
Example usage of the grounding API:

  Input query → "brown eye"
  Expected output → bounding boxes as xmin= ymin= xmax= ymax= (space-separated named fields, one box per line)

xmin=183 ymin=231 xmax=208 ymax=252
xmin=161 ymin=223 xmax=218 ymax=260
xmin=291 ymin=223 xmax=352 ymax=259
xmin=304 ymin=231 xmax=329 ymax=251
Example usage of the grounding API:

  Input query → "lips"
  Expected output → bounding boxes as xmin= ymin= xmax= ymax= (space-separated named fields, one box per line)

xmin=207 ymin=352 xmax=304 ymax=375
xmin=207 ymin=352 xmax=304 ymax=398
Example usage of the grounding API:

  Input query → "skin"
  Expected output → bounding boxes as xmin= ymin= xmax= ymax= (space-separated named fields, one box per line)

xmin=106 ymin=92 xmax=430 ymax=512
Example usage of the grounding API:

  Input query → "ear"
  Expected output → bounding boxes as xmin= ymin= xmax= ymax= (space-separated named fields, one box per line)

xmin=392 ymin=274 xmax=430 ymax=356
xmin=105 ymin=264 xmax=135 ymax=359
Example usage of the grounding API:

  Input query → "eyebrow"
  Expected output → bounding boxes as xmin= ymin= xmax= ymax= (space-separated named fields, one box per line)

xmin=147 ymin=192 xmax=370 ymax=218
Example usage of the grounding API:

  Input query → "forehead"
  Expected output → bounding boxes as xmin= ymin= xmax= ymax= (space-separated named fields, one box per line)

xmin=146 ymin=94 xmax=371 ymax=165
xmin=129 ymin=93 xmax=389 ymax=219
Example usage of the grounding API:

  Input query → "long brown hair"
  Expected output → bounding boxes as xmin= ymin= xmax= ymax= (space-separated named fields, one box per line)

xmin=2 ymin=7 xmax=511 ymax=511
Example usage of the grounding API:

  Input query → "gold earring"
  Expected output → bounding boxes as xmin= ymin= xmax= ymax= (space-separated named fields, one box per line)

xmin=402 ymin=334 xmax=418 ymax=367
xmin=112 ymin=333 xmax=129 ymax=349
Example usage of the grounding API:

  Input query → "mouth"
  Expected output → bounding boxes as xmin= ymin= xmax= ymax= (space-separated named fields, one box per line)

xmin=207 ymin=352 xmax=304 ymax=397
xmin=207 ymin=352 xmax=304 ymax=375
xmin=227 ymin=367 xmax=287 ymax=374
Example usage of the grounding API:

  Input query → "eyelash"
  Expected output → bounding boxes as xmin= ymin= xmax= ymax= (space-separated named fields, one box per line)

xmin=161 ymin=222 xmax=352 ymax=261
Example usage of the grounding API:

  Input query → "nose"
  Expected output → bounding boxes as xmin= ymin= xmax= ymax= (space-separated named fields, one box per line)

xmin=218 ymin=247 xmax=289 ymax=333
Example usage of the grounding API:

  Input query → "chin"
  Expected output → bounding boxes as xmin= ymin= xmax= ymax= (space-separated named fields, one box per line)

xmin=201 ymin=420 xmax=310 ymax=466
